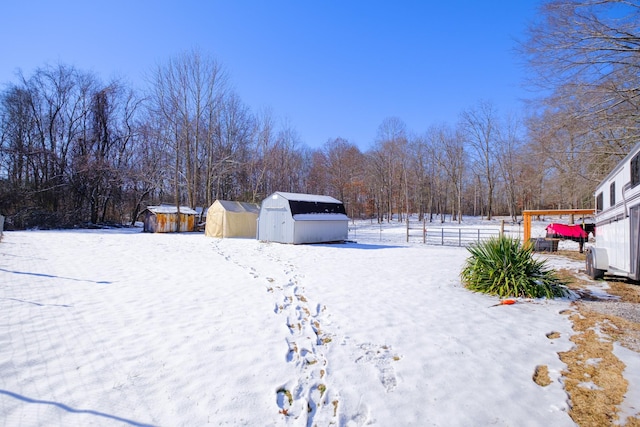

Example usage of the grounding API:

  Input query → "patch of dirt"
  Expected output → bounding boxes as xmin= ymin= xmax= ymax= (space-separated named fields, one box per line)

xmin=555 ymin=250 xmax=587 ymax=262
xmin=559 ymin=309 xmax=629 ymax=426
xmin=533 ymin=365 xmax=552 ymax=387
xmin=555 ymin=266 xmax=640 ymax=426
xmin=605 ymin=279 xmax=640 ymax=304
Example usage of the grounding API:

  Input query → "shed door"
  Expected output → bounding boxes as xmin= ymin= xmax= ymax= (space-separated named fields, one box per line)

xmin=272 ymin=210 xmax=291 ymax=242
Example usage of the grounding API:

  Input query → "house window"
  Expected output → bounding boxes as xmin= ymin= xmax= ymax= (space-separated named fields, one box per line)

xmin=596 ymin=192 xmax=604 ymax=212
xmin=632 ymin=152 xmax=640 ymax=188
xmin=610 ymin=182 xmax=616 ymax=206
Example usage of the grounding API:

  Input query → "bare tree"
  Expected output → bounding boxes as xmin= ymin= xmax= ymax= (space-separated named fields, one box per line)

xmin=124 ymin=117 xmax=168 ymax=225
xmin=460 ymin=101 xmax=499 ymax=220
xmin=0 ymin=86 xmax=35 ymax=200
xmin=526 ymin=102 xmax=600 ymax=209
xmin=261 ymin=122 xmax=307 ymax=195
xmin=308 ymin=137 xmax=365 ymax=217
xmin=406 ymin=134 xmax=432 ymax=221
xmin=149 ymin=49 xmax=227 ymax=229
xmin=0 ymin=64 xmax=146 ymax=227
xmin=69 ymin=82 xmax=141 ymax=224
xmin=22 ymin=65 xmax=95 ymax=217
xmin=246 ymin=108 xmax=276 ymax=202
xmin=522 ymin=0 xmax=640 ymax=167
xmin=426 ymin=124 xmax=466 ymax=223
xmin=495 ymin=114 xmax=524 ymax=221
xmin=207 ymin=91 xmax=254 ymax=203
xmin=370 ymin=117 xmax=409 ymax=222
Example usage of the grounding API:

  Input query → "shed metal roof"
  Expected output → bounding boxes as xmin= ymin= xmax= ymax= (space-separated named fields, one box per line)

xmin=146 ymin=205 xmax=199 ymax=215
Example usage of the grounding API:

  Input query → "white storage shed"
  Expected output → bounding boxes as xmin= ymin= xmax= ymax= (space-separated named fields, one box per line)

xmin=257 ymin=192 xmax=349 ymax=244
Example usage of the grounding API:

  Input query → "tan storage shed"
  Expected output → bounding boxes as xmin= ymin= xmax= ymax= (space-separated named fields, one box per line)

xmin=205 ymin=200 xmax=260 ymax=238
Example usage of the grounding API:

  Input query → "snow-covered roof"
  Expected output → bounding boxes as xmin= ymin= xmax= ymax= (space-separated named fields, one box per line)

xmin=273 ymin=192 xmax=342 ymax=204
xmin=146 ymin=205 xmax=199 ymax=215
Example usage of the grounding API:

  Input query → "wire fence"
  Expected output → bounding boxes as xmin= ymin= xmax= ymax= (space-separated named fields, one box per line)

xmin=423 ymin=227 xmax=503 ymax=247
xmin=406 ymin=219 xmax=523 ymax=247
xmin=347 ymin=219 xmax=525 ymax=246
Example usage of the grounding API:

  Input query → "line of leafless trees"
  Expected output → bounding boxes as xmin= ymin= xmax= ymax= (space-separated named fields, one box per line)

xmin=0 ymin=0 xmax=638 ymax=230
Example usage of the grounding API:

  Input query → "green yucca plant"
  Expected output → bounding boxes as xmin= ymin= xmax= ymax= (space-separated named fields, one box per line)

xmin=460 ymin=235 xmax=569 ymax=299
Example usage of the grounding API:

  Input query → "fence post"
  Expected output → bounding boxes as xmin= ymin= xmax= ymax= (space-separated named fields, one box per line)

xmin=423 ymin=218 xmax=426 ymax=244
xmin=441 ymin=228 xmax=444 ymax=246
xmin=459 ymin=229 xmax=462 ymax=247
xmin=406 ymin=219 xmax=409 ymax=243
xmin=500 ymin=220 xmax=505 ymax=237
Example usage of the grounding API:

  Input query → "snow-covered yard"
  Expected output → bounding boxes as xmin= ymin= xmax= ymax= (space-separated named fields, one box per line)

xmin=0 ymin=219 xmax=636 ymax=426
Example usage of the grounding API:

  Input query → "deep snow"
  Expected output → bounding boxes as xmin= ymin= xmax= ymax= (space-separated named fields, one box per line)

xmin=0 ymin=218 xmax=637 ymax=426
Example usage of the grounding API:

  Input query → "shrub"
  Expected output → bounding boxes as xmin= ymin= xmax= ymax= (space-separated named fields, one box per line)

xmin=460 ymin=235 xmax=569 ymax=299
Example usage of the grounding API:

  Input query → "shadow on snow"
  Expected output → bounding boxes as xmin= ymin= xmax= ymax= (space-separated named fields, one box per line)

xmin=0 ymin=389 xmax=155 ymax=427
xmin=0 ymin=267 xmax=112 ymax=284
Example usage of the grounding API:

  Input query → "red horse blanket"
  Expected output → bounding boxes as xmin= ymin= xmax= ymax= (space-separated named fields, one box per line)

xmin=545 ymin=223 xmax=587 ymax=239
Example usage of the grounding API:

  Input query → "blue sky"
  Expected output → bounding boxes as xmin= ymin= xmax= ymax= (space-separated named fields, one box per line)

xmin=1 ymin=1 xmax=541 ymax=149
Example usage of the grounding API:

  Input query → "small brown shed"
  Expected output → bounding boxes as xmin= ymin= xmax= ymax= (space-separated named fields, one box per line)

xmin=141 ymin=205 xmax=198 ymax=233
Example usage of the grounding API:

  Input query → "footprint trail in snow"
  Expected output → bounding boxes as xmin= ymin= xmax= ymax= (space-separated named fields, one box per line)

xmin=211 ymin=240 xmax=402 ymax=426
xmin=270 ymin=259 xmax=340 ymax=426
